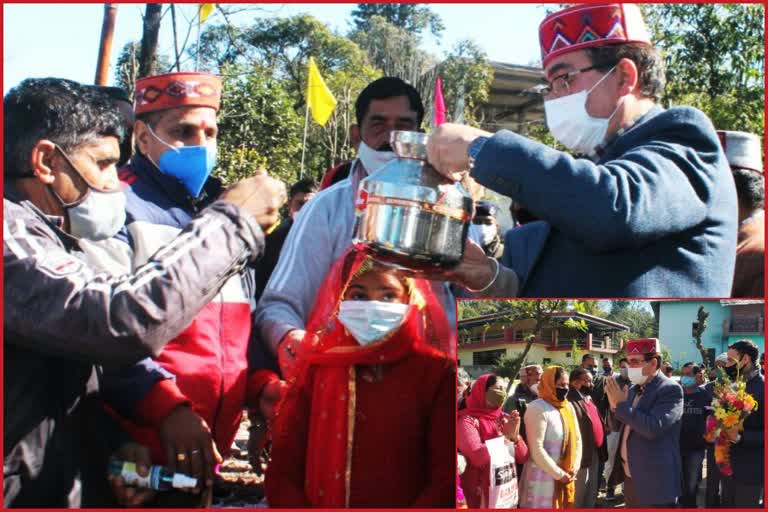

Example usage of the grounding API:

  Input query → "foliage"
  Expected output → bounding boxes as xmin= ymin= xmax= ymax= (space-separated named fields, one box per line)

xmin=350 ymin=15 xmax=437 ymax=111
xmin=457 ymin=299 xmax=516 ymax=320
xmin=491 ymin=300 xmax=570 ymax=386
xmin=196 ymin=15 xmax=379 ymax=177
xmin=214 ymin=64 xmax=304 ymax=185
xmin=114 ymin=41 xmax=172 ymax=98
xmin=645 ymin=4 xmax=764 ymax=134
xmin=692 ymin=305 xmax=711 ymax=368
xmin=351 ymin=3 xmax=444 ymax=38
xmin=438 ymin=40 xmax=494 ymax=127
xmin=606 ymin=300 xmax=658 ymax=344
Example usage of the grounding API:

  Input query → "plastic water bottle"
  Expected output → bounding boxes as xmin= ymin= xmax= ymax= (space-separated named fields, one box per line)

xmin=108 ymin=458 xmax=198 ymax=491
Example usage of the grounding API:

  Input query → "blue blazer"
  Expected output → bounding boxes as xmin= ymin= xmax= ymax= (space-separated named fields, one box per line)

xmin=612 ymin=373 xmax=684 ymax=506
xmin=474 ymin=105 xmax=737 ymax=297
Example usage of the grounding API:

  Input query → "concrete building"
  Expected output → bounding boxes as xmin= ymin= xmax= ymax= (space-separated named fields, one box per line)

xmin=458 ymin=309 xmax=628 ymax=378
xmin=653 ymin=299 xmax=764 ymax=368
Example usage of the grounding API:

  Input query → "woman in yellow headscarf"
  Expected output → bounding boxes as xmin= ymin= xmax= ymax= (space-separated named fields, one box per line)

xmin=518 ymin=366 xmax=581 ymax=508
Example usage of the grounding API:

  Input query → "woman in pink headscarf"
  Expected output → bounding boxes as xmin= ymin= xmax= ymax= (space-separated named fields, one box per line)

xmin=457 ymin=373 xmax=528 ymax=508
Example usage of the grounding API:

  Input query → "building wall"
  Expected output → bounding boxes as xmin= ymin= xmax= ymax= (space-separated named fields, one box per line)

xmin=658 ymin=301 xmax=764 ymax=367
xmin=458 ymin=343 xmax=583 ymax=371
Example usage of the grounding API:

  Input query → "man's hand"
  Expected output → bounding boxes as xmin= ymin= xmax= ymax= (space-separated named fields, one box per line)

xmin=604 ymin=376 xmax=629 ymax=410
xmin=159 ymin=405 xmax=222 ymax=492
xmin=220 ymin=174 xmax=287 ymax=230
xmin=426 ymin=123 xmax=492 ymax=181
xmin=259 ymin=379 xmax=288 ymax=426
xmin=441 ymin=239 xmax=497 ymax=291
xmin=724 ymin=426 xmax=741 ymax=443
xmin=277 ymin=329 xmax=305 ymax=380
xmin=108 ymin=442 xmax=156 ymax=507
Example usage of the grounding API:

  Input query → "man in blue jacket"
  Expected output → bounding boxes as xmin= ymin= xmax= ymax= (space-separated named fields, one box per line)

xmin=720 ymin=339 xmax=764 ymax=508
xmin=427 ymin=3 xmax=737 ymax=297
xmin=604 ymin=338 xmax=683 ymax=507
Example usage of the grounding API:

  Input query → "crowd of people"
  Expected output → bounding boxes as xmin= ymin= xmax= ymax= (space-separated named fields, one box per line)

xmin=457 ymin=339 xmax=765 ymax=508
xmin=3 ymin=2 xmax=764 ymax=509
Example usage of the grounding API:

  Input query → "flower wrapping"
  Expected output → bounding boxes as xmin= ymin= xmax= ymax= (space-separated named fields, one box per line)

xmin=703 ymin=366 xmax=758 ymax=476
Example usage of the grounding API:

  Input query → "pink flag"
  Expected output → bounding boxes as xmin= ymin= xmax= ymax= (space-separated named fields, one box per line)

xmin=434 ymin=76 xmax=446 ymax=126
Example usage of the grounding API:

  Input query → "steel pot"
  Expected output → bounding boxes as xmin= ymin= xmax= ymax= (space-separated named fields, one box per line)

xmin=352 ymin=130 xmax=473 ymax=271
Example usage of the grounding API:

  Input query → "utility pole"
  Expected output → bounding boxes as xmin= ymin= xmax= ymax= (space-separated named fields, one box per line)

xmin=94 ymin=4 xmax=118 ymax=85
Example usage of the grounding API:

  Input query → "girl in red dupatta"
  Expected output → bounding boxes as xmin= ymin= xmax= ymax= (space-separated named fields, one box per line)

xmin=266 ymin=248 xmax=456 ymax=508
xmin=457 ymin=373 xmax=529 ymax=508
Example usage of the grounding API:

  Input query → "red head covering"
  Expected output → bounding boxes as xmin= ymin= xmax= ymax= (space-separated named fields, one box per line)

xmin=134 ymin=71 xmax=222 ymax=115
xmin=271 ymin=248 xmax=455 ymax=507
xmin=539 ymin=3 xmax=652 ymax=68
xmin=626 ymin=337 xmax=661 ymax=355
xmin=457 ymin=373 xmax=504 ymax=442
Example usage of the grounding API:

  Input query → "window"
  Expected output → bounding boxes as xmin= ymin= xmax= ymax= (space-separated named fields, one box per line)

xmin=473 ymin=349 xmax=506 ymax=366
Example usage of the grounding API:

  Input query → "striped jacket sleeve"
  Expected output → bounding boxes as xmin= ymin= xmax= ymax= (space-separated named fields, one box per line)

xmin=3 ymin=199 xmax=264 ymax=367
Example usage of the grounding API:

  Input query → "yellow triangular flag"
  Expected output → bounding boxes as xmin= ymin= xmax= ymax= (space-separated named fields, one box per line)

xmin=306 ymin=57 xmax=337 ymax=126
xmin=199 ymin=4 xmax=215 ymax=24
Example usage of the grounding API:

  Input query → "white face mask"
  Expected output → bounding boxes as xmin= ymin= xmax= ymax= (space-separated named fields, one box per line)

xmin=53 ymin=145 xmax=126 ymax=241
xmin=627 ymin=366 xmax=648 ymax=386
xmin=357 ymin=141 xmax=396 ymax=174
xmin=530 ymin=383 xmax=539 ymax=395
xmin=544 ymin=66 xmax=620 ymax=154
xmin=68 ymin=188 xmax=127 ymax=241
xmin=475 ymin=224 xmax=497 ymax=246
xmin=337 ymin=300 xmax=409 ymax=346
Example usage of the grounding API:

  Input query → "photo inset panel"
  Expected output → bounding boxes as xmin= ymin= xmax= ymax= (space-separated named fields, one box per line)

xmin=457 ymin=299 xmax=764 ymax=509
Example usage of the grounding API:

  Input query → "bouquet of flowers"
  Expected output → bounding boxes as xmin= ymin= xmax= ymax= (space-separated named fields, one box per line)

xmin=704 ymin=366 xmax=758 ymax=476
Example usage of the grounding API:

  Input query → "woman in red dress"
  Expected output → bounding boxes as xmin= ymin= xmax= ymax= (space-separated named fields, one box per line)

xmin=266 ymin=249 xmax=456 ymax=508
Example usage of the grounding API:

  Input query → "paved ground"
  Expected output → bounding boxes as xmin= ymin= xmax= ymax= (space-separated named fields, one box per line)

xmin=213 ymin=411 xmax=718 ymax=508
xmin=211 ymin=412 xmax=266 ymax=508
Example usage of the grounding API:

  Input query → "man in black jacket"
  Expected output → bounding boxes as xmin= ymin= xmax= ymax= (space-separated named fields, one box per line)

xmin=568 ymin=367 xmax=607 ymax=508
xmin=720 ymin=340 xmax=764 ymax=508
xmin=3 ymin=78 xmax=284 ymax=507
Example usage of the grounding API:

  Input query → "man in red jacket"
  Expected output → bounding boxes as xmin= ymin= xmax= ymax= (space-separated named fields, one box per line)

xmin=98 ymin=72 xmax=284 ymax=506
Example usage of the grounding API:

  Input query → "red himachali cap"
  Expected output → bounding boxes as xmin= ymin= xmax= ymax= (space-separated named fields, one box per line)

xmin=539 ymin=3 xmax=652 ymax=68
xmin=626 ymin=338 xmax=661 ymax=355
xmin=134 ymin=71 xmax=222 ymax=115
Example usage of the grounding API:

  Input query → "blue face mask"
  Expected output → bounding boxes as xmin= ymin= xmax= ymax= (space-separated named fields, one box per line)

xmin=680 ymin=376 xmax=697 ymax=387
xmin=147 ymin=125 xmax=216 ymax=198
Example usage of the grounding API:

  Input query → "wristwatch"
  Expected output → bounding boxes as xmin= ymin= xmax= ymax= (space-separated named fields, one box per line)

xmin=467 ymin=136 xmax=489 ymax=168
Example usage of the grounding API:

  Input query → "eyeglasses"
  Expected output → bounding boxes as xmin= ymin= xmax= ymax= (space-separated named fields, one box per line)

xmin=538 ymin=64 xmax=611 ymax=98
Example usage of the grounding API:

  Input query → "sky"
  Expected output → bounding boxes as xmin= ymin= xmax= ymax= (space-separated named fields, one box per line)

xmin=3 ymin=3 xmax=546 ymax=93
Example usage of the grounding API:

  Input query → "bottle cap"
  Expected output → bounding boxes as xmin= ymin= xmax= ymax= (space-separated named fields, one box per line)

xmin=172 ymin=473 xmax=198 ymax=489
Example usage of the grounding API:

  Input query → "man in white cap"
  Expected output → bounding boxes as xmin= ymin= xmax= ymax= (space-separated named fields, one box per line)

xmin=717 ymin=130 xmax=764 ymax=297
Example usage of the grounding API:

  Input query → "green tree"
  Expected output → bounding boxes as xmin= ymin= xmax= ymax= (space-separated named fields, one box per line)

xmin=692 ymin=305 xmax=711 ymax=368
xmin=607 ymin=301 xmax=658 ymax=344
xmin=457 ymin=299 xmax=516 ymax=320
xmin=214 ymin=64 xmax=303 ymax=185
xmin=491 ymin=300 xmax=578 ymax=391
xmin=351 ymin=4 xmax=444 ymax=38
xmin=438 ymin=40 xmax=494 ymax=127
xmin=115 ymin=41 xmax=172 ymax=98
xmin=645 ymin=4 xmax=764 ymax=134
xmin=350 ymin=15 xmax=437 ymax=105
